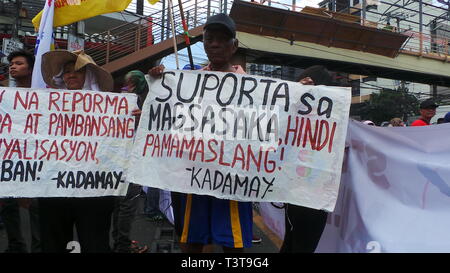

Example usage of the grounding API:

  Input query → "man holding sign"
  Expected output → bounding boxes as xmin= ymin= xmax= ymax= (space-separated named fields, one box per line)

xmin=140 ymin=14 xmax=351 ymax=253
xmin=148 ymin=14 xmax=253 ymax=253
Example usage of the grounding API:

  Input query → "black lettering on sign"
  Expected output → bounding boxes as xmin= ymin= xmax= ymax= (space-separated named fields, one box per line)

xmin=177 ymin=72 xmax=202 ymax=103
xmin=157 ymin=71 xmax=175 ymax=102
xmin=199 ymin=73 xmax=220 ymax=104
xmin=216 ymin=73 xmax=238 ymax=107
xmin=148 ymin=103 xmax=174 ymax=131
xmin=298 ymin=93 xmax=314 ymax=115
xmin=0 ymin=160 xmax=44 ymax=182
xmin=185 ymin=167 xmax=276 ymax=199
xmin=271 ymin=82 xmax=290 ymax=112
xmin=238 ymin=77 xmax=257 ymax=106
xmin=318 ymin=96 xmax=333 ymax=118
xmin=52 ymin=171 xmax=125 ymax=189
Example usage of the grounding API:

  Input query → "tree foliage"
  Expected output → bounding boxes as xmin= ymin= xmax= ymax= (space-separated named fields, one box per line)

xmin=352 ymin=87 xmax=420 ymax=125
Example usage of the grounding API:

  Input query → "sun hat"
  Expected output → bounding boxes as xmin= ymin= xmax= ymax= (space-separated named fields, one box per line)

xmin=41 ymin=50 xmax=113 ymax=92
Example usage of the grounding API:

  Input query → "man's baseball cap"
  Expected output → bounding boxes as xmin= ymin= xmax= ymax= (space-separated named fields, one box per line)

xmin=420 ymin=99 xmax=439 ymax=109
xmin=204 ymin=13 xmax=236 ymax=38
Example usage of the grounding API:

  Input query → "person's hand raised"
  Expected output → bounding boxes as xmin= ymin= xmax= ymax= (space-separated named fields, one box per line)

xmin=299 ymin=77 xmax=314 ymax=85
xmin=131 ymin=108 xmax=142 ymax=127
xmin=132 ymin=108 xmax=142 ymax=117
xmin=148 ymin=64 xmax=165 ymax=78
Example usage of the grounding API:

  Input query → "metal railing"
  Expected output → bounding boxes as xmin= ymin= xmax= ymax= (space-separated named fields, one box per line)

xmin=398 ymin=28 xmax=450 ymax=58
xmin=85 ymin=0 xmax=450 ymax=66
xmin=85 ymin=0 xmax=231 ymax=66
xmin=255 ymin=0 xmax=450 ymax=59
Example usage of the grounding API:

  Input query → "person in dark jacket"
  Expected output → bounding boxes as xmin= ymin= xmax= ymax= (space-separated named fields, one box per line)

xmin=280 ymin=65 xmax=333 ymax=253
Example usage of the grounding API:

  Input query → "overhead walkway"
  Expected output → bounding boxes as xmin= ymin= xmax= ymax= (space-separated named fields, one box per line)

xmin=230 ymin=0 xmax=450 ymax=87
xmin=84 ymin=0 xmax=223 ymax=76
xmin=88 ymin=0 xmax=450 ymax=87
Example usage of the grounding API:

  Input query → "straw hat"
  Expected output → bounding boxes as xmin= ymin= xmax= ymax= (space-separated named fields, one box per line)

xmin=41 ymin=50 xmax=113 ymax=92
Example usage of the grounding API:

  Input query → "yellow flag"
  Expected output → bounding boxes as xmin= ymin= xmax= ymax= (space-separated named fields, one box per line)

xmin=147 ymin=0 xmax=160 ymax=5
xmin=32 ymin=0 xmax=132 ymax=29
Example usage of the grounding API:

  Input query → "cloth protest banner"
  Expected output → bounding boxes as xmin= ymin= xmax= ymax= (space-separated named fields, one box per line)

xmin=127 ymin=70 xmax=351 ymax=211
xmin=259 ymin=120 xmax=450 ymax=252
xmin=31 ymin=0 xmax=54 ymax=88
xmin=0 ymin=87 xmax=137 ymax=198
xmin=315 ymin=120 xmax=450 ymax=252
xmin=32 ymin=0 xmax=132 ymax=29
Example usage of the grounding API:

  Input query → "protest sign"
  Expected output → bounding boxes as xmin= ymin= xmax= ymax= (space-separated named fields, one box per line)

xmin=128 ymin=70 xmax=351 ymax=211
xmin=0 ymin=87 xmax=137 ymax=198
xmin=315 ymin=121 xmax=450 ymax=252
xmin=259 ymin=121 xmax=450 ymax=252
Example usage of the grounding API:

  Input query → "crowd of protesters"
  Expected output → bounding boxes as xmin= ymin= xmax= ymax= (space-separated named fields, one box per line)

xmin=362 ymin=97 xmax=448 ymax=128
xmin=0 ymin=13 xmax=449 ymax=254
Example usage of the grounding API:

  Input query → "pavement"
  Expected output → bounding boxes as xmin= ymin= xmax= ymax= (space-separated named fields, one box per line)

xmin=0 ymin=195 xmax=280 ymax=253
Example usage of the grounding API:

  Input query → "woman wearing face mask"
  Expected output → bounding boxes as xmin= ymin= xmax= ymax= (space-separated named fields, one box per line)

xmin=39 ymin=50 xmax=116 ymax=253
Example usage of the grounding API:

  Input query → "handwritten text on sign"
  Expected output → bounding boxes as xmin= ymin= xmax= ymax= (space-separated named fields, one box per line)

xmin=128 ymin=70 xmax=351 ymax=211
xmin=0 ymin=87 xmax=137 ymax=197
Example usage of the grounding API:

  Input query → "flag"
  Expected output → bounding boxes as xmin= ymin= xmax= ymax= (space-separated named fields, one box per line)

xmin=32 ymin=0 xmax=132 ymax=29
xmin=31 ymin=0 xmax=55 ymax=88
xmin=147 ymin=0 xmax=160 ymax=5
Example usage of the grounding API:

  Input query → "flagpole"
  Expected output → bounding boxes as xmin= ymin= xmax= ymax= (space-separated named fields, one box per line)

xmin=177 ymin=0 xmax=195 ymax=70
xmin=167 ymin=0 xmax=180 ymax=69
xmin=31 ymin=0 xmax=55 ymax=88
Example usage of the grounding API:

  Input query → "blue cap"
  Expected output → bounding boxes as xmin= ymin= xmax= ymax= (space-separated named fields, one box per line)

xmin=183 ymin=64 xmax=202 ymax=70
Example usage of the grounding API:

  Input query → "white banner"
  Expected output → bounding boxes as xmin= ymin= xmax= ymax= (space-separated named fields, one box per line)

xmin=128 ymin=70 xmax=351 ymax=211
xmin=260 ymin=121 xmax=450 ymax=252
xmin=0 ymin=87 xmax=138 ymax=198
